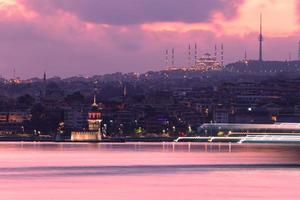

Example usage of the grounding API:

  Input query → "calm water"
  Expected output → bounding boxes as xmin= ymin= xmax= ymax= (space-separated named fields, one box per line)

xmin=0 ymin=142 xmax=300 ymax=200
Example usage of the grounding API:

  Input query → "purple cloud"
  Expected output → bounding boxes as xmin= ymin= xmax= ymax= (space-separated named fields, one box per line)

xmin=0 ymin=0 xmax=297 ymax=79
xmin=21 ymin=0 xmax=243 ymax=25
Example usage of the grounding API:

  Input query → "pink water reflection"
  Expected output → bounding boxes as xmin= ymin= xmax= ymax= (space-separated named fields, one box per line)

xmin=0 ymin=142 xmax=299 ymax=200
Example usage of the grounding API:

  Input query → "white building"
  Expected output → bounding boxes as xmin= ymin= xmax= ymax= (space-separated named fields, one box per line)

xmin=190 ymin=53 xmax=221 ymax=71
xmin=71 ymin=96 xmax=102 ymax=142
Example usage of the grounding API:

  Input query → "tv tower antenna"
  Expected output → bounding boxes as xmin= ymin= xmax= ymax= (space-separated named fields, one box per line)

xmin=258 ymin=13 xmax=264 ymax=62
xmin=298 ymin=41 xmax=300 ymax=61
xmin=188 ymin=44 xmax=191 ymax=66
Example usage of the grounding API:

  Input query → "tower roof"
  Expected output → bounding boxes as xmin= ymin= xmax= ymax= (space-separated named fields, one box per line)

xmin=92 ymin=94 xmax=98 ymax=108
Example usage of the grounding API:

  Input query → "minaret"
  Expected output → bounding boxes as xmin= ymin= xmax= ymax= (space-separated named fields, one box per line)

xmin=43 ymin=71 xmax=46 ymax=81
xmin=123 ymin=84 xmax=127 ymax=99
xmin=13 ymin=68 xmax=16 ymax=80
xmin=123 ymin=82 xmax=127 ymax=105
xmin=244 ymin=49 xmax=247 ymax=61
xmin=258 ymin=13 xmax=263 ymax=62
xmin=43 ymin=71 xmax=47 ymax=98
xmin=165 ymin=49 xmax=169 ymax=69
xmin=194 ymin=43 xmax=198 ymax=65
xmin=221 ymin=43 xmax=224 ymax=67
xmin=171 ymin=48 xmax=175 ymax=68
xmin=214 ymin=44 xmax=217 ymax=59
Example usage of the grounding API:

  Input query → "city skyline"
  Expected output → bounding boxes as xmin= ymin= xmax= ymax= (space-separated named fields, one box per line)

xmin=0 ymin=0 xmax=299 ymax=78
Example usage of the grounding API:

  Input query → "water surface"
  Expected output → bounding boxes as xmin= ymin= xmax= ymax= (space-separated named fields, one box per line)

xmin=0 ymin=142 xmax=299 ymax=200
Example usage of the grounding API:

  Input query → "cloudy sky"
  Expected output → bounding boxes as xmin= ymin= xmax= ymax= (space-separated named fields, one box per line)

xmin=0 ymin=0 xmax=299 ymax=78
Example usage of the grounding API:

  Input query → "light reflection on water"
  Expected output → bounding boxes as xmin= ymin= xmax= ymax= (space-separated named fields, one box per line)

xmin=0 ymin=142 xmax=299 ymax=200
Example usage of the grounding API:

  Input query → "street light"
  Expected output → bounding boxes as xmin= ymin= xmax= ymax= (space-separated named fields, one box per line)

xmin=188 ymin=125 xmax=192 ymax=133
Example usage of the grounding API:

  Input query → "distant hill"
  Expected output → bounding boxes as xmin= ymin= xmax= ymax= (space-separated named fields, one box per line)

xmin=224 ymin=60 xmax=300 ymax=74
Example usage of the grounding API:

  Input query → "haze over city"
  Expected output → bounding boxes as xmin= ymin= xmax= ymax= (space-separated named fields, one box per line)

xmin=0 ymin=0 xmax=299 ymax=78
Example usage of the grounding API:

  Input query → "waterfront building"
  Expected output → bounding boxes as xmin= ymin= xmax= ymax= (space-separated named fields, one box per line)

xmin=71 ymin=96 xmax=102 ymax=141
xmin=213 ymin=108 xmax=230 ymax=123
xmin=0 ymin=111 xmax=31 ymax=124
xmin=64 ymin=106 xmax=88 ymax=130
xmin=0 ymin=111 xmax=30 ymax=135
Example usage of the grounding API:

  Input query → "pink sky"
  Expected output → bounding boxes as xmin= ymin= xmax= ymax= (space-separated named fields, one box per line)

xmin=0 ymin=0 xmax=299 ymax=78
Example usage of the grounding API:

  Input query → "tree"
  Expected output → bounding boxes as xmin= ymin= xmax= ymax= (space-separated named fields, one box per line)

xmin=17 ymin=94 xmax=35 ymax=108
xmin=65 ymin=91 xmax=85 ymax=104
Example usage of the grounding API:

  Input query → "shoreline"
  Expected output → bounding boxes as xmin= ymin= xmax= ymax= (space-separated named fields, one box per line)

xmin=0 ymin=136 xmax=177 ymax=143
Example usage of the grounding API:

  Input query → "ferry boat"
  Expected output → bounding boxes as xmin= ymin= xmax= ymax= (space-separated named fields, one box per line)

xmin=175 ymin=135 xmax=300 ymax=144
xmin=175 ymin=123 xmax=300 ymax=144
